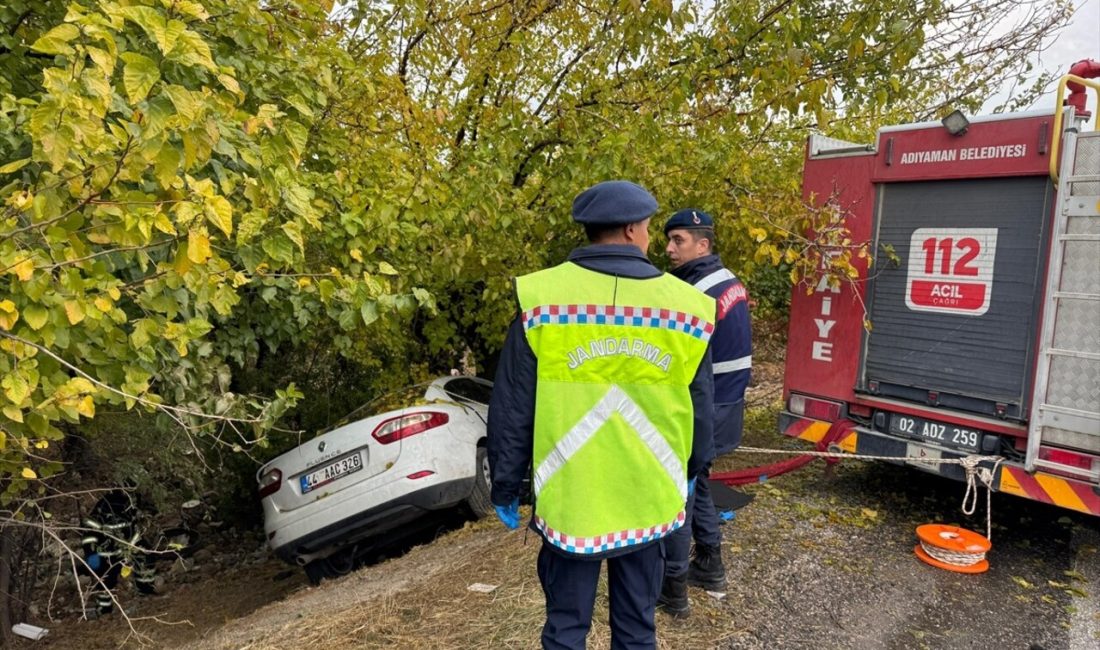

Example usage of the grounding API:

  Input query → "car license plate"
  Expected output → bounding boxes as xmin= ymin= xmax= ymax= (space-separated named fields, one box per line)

xmin=300 ymin=453 xmax=363 ymax=493
xmin=889 ymin=414 xmax=981 ymax=452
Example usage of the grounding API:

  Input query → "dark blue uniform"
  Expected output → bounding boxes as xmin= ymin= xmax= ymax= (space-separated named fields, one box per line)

xmin=663 ymin=253 xmax=751 ymax=576
xmin=488 ymin=244 xmax=714 ymax=649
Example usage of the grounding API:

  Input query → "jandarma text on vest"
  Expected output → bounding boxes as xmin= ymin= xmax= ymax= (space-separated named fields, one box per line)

xmin=566 ymin=337 xmax=673 ymax=372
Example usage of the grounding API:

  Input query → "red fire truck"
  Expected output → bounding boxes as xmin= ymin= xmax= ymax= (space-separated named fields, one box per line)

xmin=781 ymin=63 xmax=1100 ymax=517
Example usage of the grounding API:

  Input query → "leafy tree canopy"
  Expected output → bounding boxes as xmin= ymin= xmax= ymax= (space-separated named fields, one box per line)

xmin=0 ymin=0 xmax=1072 ymax=509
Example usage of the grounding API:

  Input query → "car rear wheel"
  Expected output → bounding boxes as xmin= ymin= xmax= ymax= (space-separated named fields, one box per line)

xmin=303 ymin=549 xmax=356 ymax=586
xmin=464 ymin=446 xmax=493 ymax=519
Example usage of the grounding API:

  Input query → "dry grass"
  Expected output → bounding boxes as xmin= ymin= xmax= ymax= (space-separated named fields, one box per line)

xmin=233 ymin=516 xmax=752 ymax=650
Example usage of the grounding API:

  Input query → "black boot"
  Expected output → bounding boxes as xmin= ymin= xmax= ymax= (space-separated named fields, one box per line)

xmin=687 ymin=544 xmax=727 ymax=590
xmin=657 ymin=573 xmax=690 ymax=618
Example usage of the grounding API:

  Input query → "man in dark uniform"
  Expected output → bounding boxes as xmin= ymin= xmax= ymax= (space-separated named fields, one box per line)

xmin=488 ymin=181 xmax=715 ymax=649
xmin=657 ymin=208 xmax=752 ymax=617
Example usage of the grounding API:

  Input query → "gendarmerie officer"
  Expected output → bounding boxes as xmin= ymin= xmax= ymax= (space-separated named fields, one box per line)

xmin=488 ymin=181 xmax=715 ymax=649
xmin=658 ymin=208 xmax=753 ymax=618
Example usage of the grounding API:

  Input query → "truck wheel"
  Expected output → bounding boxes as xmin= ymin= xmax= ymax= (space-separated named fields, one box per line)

xmin=464 ymin=446 xmax=493 ymax=519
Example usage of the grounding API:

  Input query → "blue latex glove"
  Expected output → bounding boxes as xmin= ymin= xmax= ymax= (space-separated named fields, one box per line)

xmin=719 ymin=509 xmax=735 ymax=522
xmin=86 ymin=552 xmax=102 ymax=572
xmin=687 ymin=477 xmax=697 ymax=498
xmin=494 ymin=499 xmax=521 ymax=530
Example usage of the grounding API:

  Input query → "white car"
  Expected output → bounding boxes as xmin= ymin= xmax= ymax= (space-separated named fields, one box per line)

xmin=257 ymin=376 xmax=494 ymax=583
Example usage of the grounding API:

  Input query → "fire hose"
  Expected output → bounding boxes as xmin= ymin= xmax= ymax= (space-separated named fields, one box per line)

xmin=709 ymin=418 xmax=853 ymax=486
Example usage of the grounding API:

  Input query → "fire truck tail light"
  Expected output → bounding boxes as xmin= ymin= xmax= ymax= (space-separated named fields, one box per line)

xmin=789 ymin=394 xmax=842 ymax=422
xmin=848 ymin=403 xmax=873 ymax=418
xmin=1038 ymin=446 xmax=1100 ymax=479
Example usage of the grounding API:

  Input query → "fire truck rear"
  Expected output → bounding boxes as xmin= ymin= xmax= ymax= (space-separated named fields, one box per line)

xmin=780 ymin=63 xmax=1100 ymax=517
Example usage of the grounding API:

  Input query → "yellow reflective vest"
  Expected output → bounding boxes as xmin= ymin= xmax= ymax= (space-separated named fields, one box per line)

xmin=516 ymin=261 xmax=714 ymax=555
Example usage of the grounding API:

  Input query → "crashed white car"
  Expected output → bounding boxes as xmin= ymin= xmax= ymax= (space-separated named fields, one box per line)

xmin=257 ymin=376 xmax=494 ymax=582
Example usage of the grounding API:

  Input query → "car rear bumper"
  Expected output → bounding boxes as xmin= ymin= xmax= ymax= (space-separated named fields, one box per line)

xmin=270 ymin=477 xmax=475 ymax=564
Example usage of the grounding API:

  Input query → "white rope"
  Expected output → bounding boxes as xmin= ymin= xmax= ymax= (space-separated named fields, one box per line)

xmin=732 ymin=445 xmax=1005 ymax=540
xmin=919 ymin=541 xmax=986 ymax=566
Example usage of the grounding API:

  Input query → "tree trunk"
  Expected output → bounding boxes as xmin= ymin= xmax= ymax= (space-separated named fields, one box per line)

xmin=0 ymin=524 xmax=15 ymax=648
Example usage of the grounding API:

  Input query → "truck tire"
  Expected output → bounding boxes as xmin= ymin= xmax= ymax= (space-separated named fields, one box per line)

xmin=465 ymin=446 xmax=493 ymax=519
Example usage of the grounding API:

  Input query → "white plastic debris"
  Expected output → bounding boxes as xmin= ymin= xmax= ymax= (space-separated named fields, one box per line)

xmin=467 ymin=583 xmax=498 ymax=593
xmin=12 ymin=623 xmax=49 ymax=640
xmin=705 ymin=590 xmax=727 ymax=600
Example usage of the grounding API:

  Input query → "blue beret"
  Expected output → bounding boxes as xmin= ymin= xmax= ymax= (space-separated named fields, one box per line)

xmin=572 ymin=180 xmax=658 ymax=225
xmin=664 ymin=208 xmax=714 ymax=235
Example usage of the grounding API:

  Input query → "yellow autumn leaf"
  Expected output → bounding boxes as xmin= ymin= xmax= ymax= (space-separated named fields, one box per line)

xmin=349 ymin=248 xmax=363 ymax=262
xmin=0 ymin=300 xmax=17 ymax=330
xmin=121 ymin=565 xmax=132 ymax=578
xmin=76 ymin=395 xmax=95 ymax=418
xmin=187 ymin=229 xmax=212 ymax=264
xmin=297 ymin=277 xmax=312 ymax=288
xmin=64 ymin=299 xmax=85 ymax=325
xmin=108 ymin=286 xmax=121 ymax=300
xmin=94 ymin=296 xmax=113 ymax=313
xmin=35 ymin=439 xmax=48 ymax=449
xmin=22 ymin=467 xmax=37 ymax=479
xmin=12 ymin=257 xmax=35 ymax=281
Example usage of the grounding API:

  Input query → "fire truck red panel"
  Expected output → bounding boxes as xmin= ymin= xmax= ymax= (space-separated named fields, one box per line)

xmin=860 ymin=177 xmax=1051 ymax=419
xmin=785 ymin=152 xmax=875 ymax=404
xmin=873 ymin=114 xmax=1055 ymax=182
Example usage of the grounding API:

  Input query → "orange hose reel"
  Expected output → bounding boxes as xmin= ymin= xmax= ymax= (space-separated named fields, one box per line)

xmin=913 ymin=524 xmax=991 ymax=574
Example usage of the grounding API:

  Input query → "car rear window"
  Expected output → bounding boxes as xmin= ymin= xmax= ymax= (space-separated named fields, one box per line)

xmin=443 ymin=378 xmax=493 ymax=405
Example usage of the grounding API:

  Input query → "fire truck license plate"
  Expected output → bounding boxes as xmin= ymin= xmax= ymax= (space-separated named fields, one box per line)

xmin=889 ymin=414 xmax=981 ymax=452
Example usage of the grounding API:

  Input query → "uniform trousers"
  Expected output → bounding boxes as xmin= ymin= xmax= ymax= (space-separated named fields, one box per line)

xmin=662 ymin=473 xmax=720 ymax=577
xmin=537 ymin=540 xmax=664 ymax=650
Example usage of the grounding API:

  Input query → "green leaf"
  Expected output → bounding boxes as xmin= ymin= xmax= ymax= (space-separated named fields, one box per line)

xmin=281 ymin=222 xmax=304 ymax=253
xmin=168 ymin=29 xmax=217 ymax=71
xmin=155 ymin=146 xmax=180 ymax=189
xmin=163 ymin=85 xmax=199 ymax=121
xmin=120 ymin=6 xmax=168 ymax=51
xmin=22 ymin=305 xmax=49 ymax=331
xmin=2 ymin=373 xmax=29 ymax=404
xmin=86 ymin=46 xmax=116 ymax=76
xmin=378 ymin=261 xmax=398 ymax=275
xmin=31 ymin=24 xmax=80 ymax=56
xmin=261 ymin=233 xmax=294 ymax=263
xmin=204 ymin=195 xmax=233 ymax=237
xmin=2 ymin=405 xmax=23 ymax=423
xmin=0 ymin=159 xmax=31 ymax=174
xmin=282 ymin=185 xmax=313 ymax=217
xmin=360 ymin=301 xmax=379 ymax=326
xmin=120 ymin=52 xmax=161 ymax=103
xmin=175 ymin=1 xmax=211 ymax=21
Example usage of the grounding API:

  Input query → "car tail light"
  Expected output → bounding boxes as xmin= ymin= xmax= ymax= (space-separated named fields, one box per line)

xmin=406 ymin=470 xmax=435 ymax=480
xmin=789 ymin=394 xmax=842 ymax=422
xmin=1038 ymin=446 xmax=1100 ymax=480
xmin=258 ymin=468 xmax=282 ymax=498
xmin=372 ymin=412 xmax=450 ymax=445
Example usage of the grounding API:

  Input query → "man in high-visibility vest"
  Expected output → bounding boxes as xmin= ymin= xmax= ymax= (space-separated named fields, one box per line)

xmin=487 ymin=180 xmax=716 ymax=649
xmin=657 ymin=208 xmax=752 ymax=618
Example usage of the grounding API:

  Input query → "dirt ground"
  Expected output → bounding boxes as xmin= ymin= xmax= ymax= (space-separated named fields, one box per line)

xmin=15 ymin=358 xmax=1100 ymax=649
